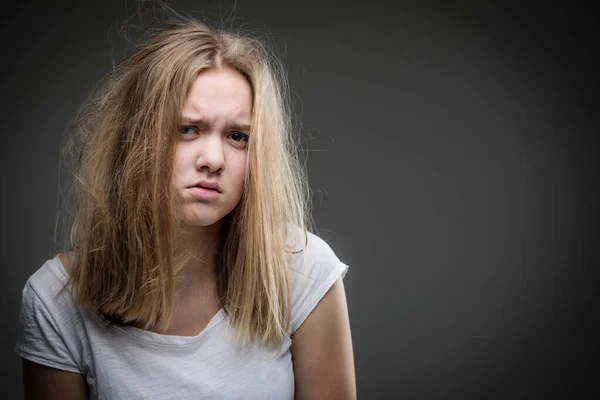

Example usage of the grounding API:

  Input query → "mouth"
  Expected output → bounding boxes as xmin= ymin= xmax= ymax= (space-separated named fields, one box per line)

xmin=195 ymin=185 xmax=219 ymax=192
xmin=190 ymin=181 xmax=221 ymax=193
xmin=188 ymin=185 xmax=221 ymax=200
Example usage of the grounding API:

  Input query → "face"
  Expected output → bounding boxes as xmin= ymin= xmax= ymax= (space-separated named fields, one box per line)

xmin=173 ymin=66 xmax=252 ymax=228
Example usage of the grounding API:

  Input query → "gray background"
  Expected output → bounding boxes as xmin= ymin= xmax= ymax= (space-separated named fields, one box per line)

xmin=1 ymin=0 xmax=598 ymax=398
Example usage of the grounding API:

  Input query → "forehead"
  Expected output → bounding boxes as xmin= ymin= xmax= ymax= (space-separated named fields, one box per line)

xmin=182 ymin=66 xmax=252 ymax=125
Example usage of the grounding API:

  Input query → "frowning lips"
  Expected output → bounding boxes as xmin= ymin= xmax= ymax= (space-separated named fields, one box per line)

xmin=189 ymin=180 xmax=222 ymax=193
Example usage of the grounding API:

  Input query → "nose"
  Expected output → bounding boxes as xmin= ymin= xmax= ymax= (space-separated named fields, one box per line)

xmin=195 ymin=134 xmax=225 ymax=173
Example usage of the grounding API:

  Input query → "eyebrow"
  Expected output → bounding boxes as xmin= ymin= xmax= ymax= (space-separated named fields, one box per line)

xmin=182 ymin=117 xmax=251 ymax=132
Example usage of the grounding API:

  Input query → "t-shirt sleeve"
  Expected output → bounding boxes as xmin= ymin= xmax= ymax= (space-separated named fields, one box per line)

xmin=14 ymin=279 xmax=81 ymax=373
xmin=288 ymin=232 xmax=349 ymax=335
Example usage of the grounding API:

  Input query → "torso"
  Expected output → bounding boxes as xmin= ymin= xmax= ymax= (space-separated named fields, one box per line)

xmin=27 ymin=229 xmax=345 ymax=400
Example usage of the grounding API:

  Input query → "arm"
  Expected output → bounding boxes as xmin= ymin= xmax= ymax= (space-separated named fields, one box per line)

xmin=291 ymin=278 xmax=356 ymax=400
xmin=22 ymin=359 xmax=89 ymax=400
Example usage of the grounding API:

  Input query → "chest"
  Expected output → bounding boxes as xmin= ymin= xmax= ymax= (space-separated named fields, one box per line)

xmin=155 ymin=299 xmax=222 ymax=336
xmin=81 ymin=315 xmax=295 ymax=400
xmin=133 ymin=286 xmax=222 ymax=337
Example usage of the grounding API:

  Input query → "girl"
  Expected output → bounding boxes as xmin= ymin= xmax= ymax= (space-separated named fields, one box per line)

xmin=15 ymin=15 xmax=355 ymax=400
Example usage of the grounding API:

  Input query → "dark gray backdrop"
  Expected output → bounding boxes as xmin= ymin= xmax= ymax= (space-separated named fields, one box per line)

xmin=1 ymin=1 xmax=598 ymax=398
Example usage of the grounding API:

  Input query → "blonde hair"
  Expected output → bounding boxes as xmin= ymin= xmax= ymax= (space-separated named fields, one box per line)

xmin=58 ymin=14 xmax=311 ymax=347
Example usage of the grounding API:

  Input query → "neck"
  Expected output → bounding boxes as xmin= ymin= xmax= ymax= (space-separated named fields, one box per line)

xmin=174 ymin=220 xmax=223 ymax=296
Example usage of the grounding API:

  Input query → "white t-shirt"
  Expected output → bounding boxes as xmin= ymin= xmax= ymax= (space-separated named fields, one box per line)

xmin=14 ymin=230 xmax=348 ymax=400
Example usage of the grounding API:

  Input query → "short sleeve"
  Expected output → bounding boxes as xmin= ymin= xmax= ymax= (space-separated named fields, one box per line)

xmin=288 ymin=232 xmax=349 ymax=334
xmin=14 ymin=280 xmax=81 ymax=373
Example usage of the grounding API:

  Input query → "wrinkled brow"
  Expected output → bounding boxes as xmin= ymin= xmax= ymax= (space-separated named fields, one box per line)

xmin=182 ymin=117 xmax=251 ymax=132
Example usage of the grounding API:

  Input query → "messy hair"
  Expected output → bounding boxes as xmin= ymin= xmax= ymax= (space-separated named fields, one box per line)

xmin=57 ymin=12 xmax=310 ymax=346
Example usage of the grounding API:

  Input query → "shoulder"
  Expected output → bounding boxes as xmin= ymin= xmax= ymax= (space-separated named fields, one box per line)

xmin=286 ymin=225 xmax=348 ymax=276
xmin=285 ymin=226 xmax=349 ymax=334
xmin=25 ymin=254 xmax=73 ymax=307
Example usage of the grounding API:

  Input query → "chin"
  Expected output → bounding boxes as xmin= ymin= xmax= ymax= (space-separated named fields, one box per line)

xmin=183 ymin=217 xmax=223 ymax=228
xmin=181 ymin=208 xmax=234 ymax=228
xmin=180 ymin=204 xmax=238 ymax=228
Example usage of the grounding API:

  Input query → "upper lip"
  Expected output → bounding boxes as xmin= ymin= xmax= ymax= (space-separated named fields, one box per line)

xmin=190 ymin=180 xmax=221 ymax=193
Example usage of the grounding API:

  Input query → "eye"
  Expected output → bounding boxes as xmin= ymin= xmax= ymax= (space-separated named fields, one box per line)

xmin=228 ymin=131 xmax=249 ymax=145
xmin=180 ymin=125 xmax=197 ymax=136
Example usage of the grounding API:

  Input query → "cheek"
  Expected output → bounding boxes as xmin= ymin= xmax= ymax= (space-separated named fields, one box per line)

xmin=172 ymin=149 xmax=189 ymax=182
xmin=230 ymin=156 xmax=248 ymax=191
xmin=229 ymin=157 xmax=246 ymax=197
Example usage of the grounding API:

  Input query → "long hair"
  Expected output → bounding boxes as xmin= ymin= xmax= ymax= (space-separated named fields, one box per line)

xmin=58 ymin=15 xmax=311 ymax=347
